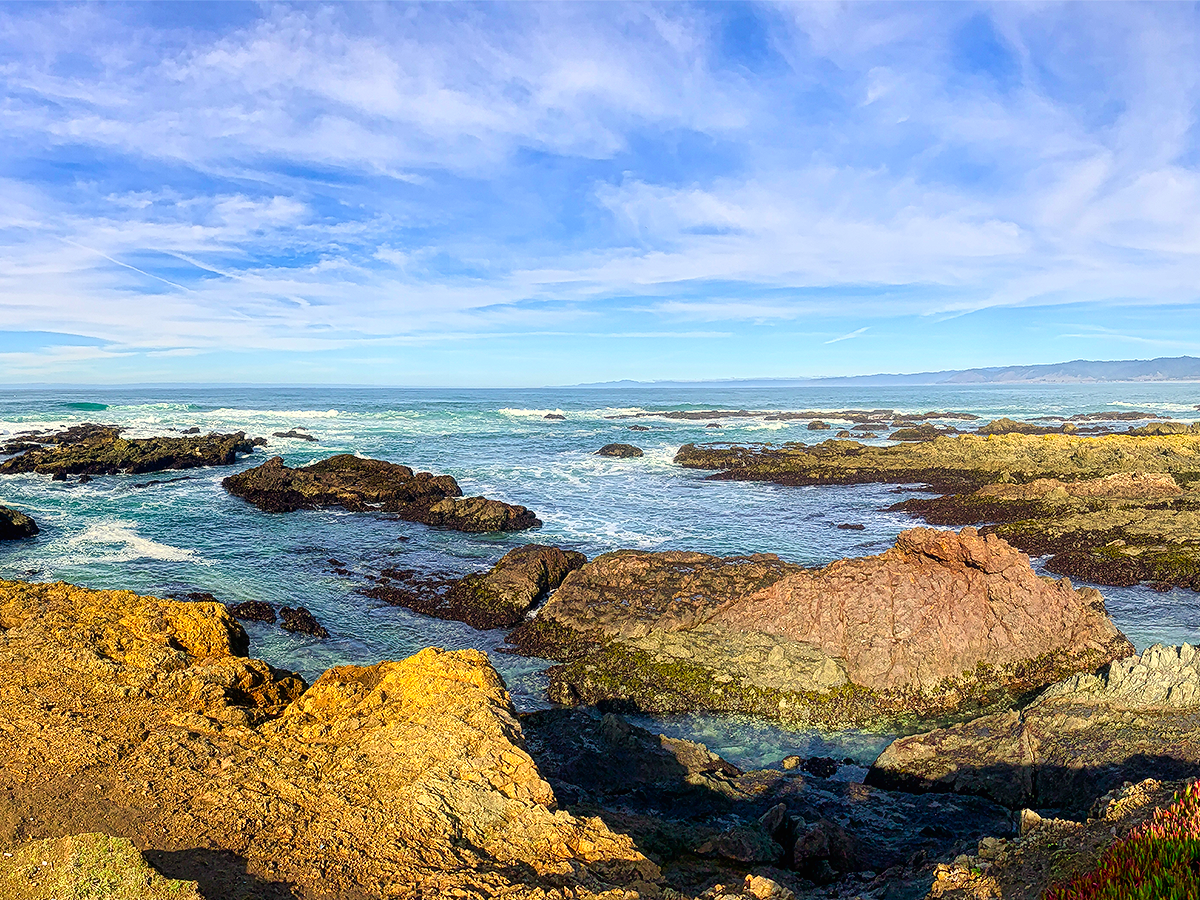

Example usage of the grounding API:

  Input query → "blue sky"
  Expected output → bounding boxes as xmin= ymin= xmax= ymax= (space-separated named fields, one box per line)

xmin=2 ymin=1 xmax=1200 ymax=385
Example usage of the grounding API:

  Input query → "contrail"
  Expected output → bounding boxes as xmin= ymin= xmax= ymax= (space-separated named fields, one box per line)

xmin=60 ymin=238 xmax=194 ymax=293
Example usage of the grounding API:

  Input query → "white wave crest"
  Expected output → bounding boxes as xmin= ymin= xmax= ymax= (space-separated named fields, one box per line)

xmin=66 ymin=520 xmax=202 ymax=563
xmin=498 ymin=408 xmax=567 ymax=418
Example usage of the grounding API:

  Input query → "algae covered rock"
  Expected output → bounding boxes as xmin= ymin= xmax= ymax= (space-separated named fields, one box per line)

xmin=867 ymin=644 xmax=1200 ymax=815
xmin=223 ymin=454 xmax=540 ymax=532
xmin=0 ymin=833 xmax=202 ymax=900
xmin=596 ymin=443 xmax=644 ymax=458
xmin=443 ymin=544 xmax=587 ymax=629
xmin=508 ymin=529 xmax=1131 ymax=730
xmin=0 ymin=424 xmax=256 ymax=478
xmin=0 ymin=505 xmax=37 ymax=540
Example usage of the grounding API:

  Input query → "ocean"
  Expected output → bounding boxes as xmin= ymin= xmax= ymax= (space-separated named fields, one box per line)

xmin=2 ymin=382 xmax=1198 ymax=768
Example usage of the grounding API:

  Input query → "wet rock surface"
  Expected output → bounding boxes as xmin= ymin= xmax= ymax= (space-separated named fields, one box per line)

xmin=0 ymin=424 xmax=258 ymax=478
xmin=522 ymin=709 xmax=1012 ymax=899
xmin=0 ymin=505 xmax=37 ymax=540
xmin=362 ymin=544 xmax=587 ymax=630
xmin=0 ymin=579 xmax=660 ymax=900
xmin=227 ymin=600 xmax=277 ymax=623
xmin=508 ymin=529 xmax=1130 ymax=730
xmin=271 ymin=429 xmax=317 ymax=442
xmin=278 ymin=605 xmax=328 ymax=638
xmin=867 ymin=644 xmax=1200 ymax=816
xmin=597 ymin=443 xmax=645 ymax=458
xmin=223 ymin=453 xmax=541 ymax=532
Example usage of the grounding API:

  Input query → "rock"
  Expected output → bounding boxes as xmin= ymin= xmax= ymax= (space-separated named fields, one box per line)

xmin=676 ymin=431 xmax=1200 ymax=494
xmin=279 ymin=605 xmax=328 ymax=637
xmin=807 ymin=421 xmax=829 ymax=431
xmin=223 ymin=454 xmax=540 ymax=533
xmin=271 ymin=430 xmax=318 ymax=441
xmin=0 ymin=424 xmax=255 ymax=478
xmin=742 ymin=874 xmax=795 ymax=900
xmin=835 ymin=430 xmax=852 ymax=438
xmin=364 ymin=545 xmax=587 ymax=630
xmin=0 ymin=505 xmax=37 ymax=540
xmin=835 ymin=522 xmax=865 ymax=530
xmin=519 ymin=707 xmax=1011 ymax=893
xmin=867 ymin=643 xmax=1200 ymax=815
xmin=77 ymin=474 xmax=92 ymax=484
xmin=448 ymin=545 xmax=587 ymax=629
xmin=0 ymin=579 xmax=660 ymax=898
xmin=976 ymin=417 xmax=1069 ymax=436
xmin=889 ymin=424 xmax=954 ymax=442
xmin=181 ymin=426 xmax=201 ymax=434
xmin=706 ymin=423 xmax=722 ymax=428
xmin=596 ymin=443 xmax=644 ymax=458
xmin=793 ymin=819 xmax=855 ymax=881
xmin=629 ymin=425 xmax=651 ymax=431
xmin=781 ymin=755 xmax=802 ymax=770
xmin=544 ymin=413 xmax=566 ymax=420
xmin=228 ymin=600 xmax=277 ymax=623
xmin=800 ymin=757 xmax=839 ymax=779
xmin=1129 ymin=421 xmax=1198 ymax=435
xmin=509 ymin=528 xmax=1131 ymax=729
xmin=0 ymin=833 xmax=203 ymax=899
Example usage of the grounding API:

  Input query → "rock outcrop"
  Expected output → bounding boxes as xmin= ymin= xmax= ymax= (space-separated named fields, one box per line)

xmin=0 ymin=505 xmax=37 ymax=540
xmin=508 ymin=528 xmax=1131 ymax=729
xmin=597 ymin=443 xmax=645 ymax=458
xmin=0 ymin=833 xmax=203 ymax=900
xmin=895 ymin=471 xmax=1200 ymax=591
xmin=867 ymin=644 xmax=1200 ymax=816
xmin=223 ymin=454 xmax=540 ymax=532
xmin=0 ymin=578 xmax=661 ymax=899
xmin=0 ymin=424 xmax=257 ymax=478
xmin=676 ymin=432 xmax=1200 ymax=494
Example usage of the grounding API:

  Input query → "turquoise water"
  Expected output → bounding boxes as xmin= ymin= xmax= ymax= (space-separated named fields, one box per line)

xmin=1 ymin=383 xmax=1198 ymax=767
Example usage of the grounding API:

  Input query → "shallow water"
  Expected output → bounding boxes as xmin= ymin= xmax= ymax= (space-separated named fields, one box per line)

xmin=1 ymin=383 xmax=1197 ymax=769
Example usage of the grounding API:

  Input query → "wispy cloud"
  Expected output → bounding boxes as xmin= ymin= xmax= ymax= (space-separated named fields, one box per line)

xmin=1 ymin=2 xmax=1199 ymax=382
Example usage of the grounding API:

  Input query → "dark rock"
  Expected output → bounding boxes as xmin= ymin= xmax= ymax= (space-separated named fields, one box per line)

xmin=807 ymin=421 xmax=829 ymax=431
xmin=228 ymin=600 xmax=277 ymax=623
xmin=800 ymin=757 xmax=840 ymax=779
xmin=544 ymin=414 xmax=566 ymax=420
xmin=183 ymin=592 xmax=218 ymax=603
xmin=251 ymin=437 xmax=267 ymax=446
xmin=279 ymin=606 xmax=328 ymax=637
xmin=706 ymin=423 xmax=722 ymax=428
xmin=181 ymin=427 xmax=201 ymax=435
xmin=889 ymin=424 xmax=955 ymax=442
xmin=51 ymin=472 xmax=67 ymax=481
xmin=77 ymin=474 xmax=92 ymax=484
xmin=976 ymin=417 xmax=1073 ymax=436
xmin=596 ymin=443 xmax=644 ymax=459
xmin=364 ymin=545 xmax=587 ymax=630
xmin=272 ymin=430 xmax=318 ymax=442
xmin=793 ymin=820 xmax=855 ymax=882
xmin=222 ymin=454 xmax=540 ymax=533
xmin=836 ymin=523 xmax=865 ymax=530
xmin=696 ymin=824 xmax=782 ymax=864
xmin=629 ymin=425 xmax=651 ymax=431
xmin=0 ymin=424 xmax=254 ymax=478
xmin=0 ymin=505 xmax=38 ymax=540
xmin=836 ymin=430 xmax=852 ymax=438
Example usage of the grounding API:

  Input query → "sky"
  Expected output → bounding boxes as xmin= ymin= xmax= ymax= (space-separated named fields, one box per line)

xmin=2 ymin=1 xmax=1200 ymax=386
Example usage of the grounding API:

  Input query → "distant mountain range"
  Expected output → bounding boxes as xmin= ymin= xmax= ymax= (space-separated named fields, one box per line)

xmin=578 ymin=356 xmax=1200 ymax=387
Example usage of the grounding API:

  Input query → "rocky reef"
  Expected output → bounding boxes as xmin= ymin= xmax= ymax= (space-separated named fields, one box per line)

xmin=676 ymin=432 xmax=1200 ymax=493
xmin=223 ymin=454 xmax=541 ymax=532
xmin=0 ymin=578 xmax=659 ymax=899
xmin=507 ymin=528 xmax=1131 ymax=730
xmin=0 ymin=505 xmax=37 ymax=540
xmin=0 ymin=424 xmax=258 ymax=478
xmin=867 ymin=643 xmax=1200 ymax=816
xmin=598 ymin=443 xmax=645 ymax=458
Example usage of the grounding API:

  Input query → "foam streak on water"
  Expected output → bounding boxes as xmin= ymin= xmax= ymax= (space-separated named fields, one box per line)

xmin=1 ymin=383 xmax=1197 ymax=769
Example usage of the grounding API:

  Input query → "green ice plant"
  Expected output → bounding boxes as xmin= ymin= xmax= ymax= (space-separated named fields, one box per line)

xmin=1043 ymin=781 xmax=1200 ymax=900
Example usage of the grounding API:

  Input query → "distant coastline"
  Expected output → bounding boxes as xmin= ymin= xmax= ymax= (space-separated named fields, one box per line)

xmin=575 ymin=355 xmax=1200 ymax=388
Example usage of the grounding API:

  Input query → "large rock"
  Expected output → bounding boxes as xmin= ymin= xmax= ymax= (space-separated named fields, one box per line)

xmin=0 ymin=833 xmax=203 ymax=900
xmin=0 ymin=424 xmax=256 ymax=477
xmin=0 ymin=505 xmax=37 ymax=540
xmin=444 ymin=545 xmax=588 ymax=629
xmin=223 ymin=454 xmax=540 ymax=532
xmin=508 ymin=528 xmax=1132 ymax=729
xmin=597 ymin=444 xmax=644 ymax=458
xmin=867 ymin=643 xmax=1200 ymax=816
xmin=0 ymin=578 xmax=660 ymax=899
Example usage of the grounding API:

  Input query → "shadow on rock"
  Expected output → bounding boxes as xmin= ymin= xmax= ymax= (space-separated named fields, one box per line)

xmin=144 ymin=848 xmax=303 ymax=900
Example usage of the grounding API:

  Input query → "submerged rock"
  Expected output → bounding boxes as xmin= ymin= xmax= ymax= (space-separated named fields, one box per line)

xmin=597 ymin=443 xmax=645 ymax=458
xmin=223 ymin=454 xmax=540 ymax=532
xmin=271 ymin=429 xmax=318 ymax=441
xmin=508 ymin=528 xmax=1131 ymax=729
xmin=0 ymin=579 xmax=659 ymax=899
xmin=279 ymin=605 xmax=328 ymax=637
xmin=0 ymin=424 xmax=257 ymax=478
xmin=0 ymin=505 xmax=37 ymax=540
xmin=867 ymin=643 xmax=1200 ymax=815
